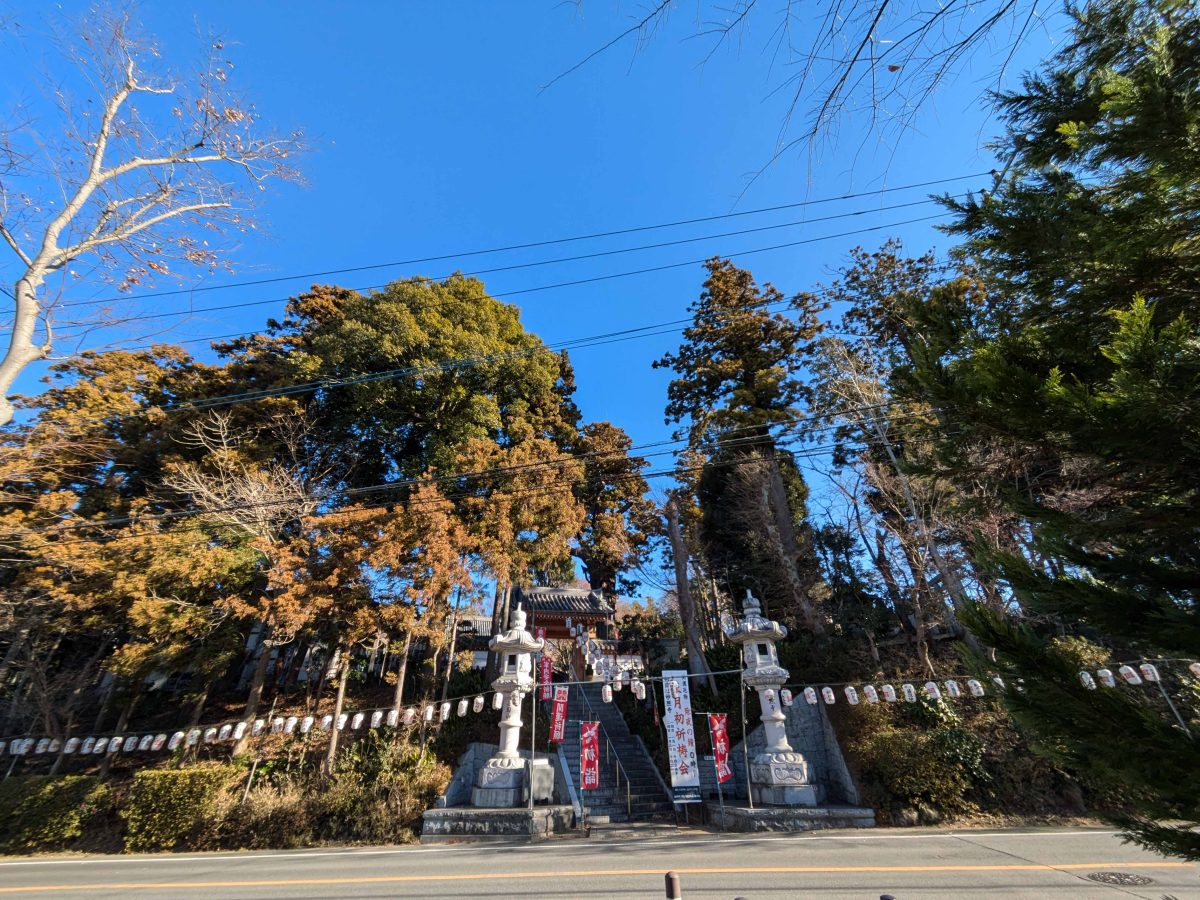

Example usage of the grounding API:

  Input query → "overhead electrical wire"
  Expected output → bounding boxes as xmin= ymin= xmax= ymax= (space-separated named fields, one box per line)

xmin=61 ymin=171 xmax=991 ymax=309
xmin=2 ymin=403 xmax=946 ymax=543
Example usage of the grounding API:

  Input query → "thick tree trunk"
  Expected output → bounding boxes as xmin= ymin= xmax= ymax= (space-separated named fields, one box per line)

xmin=665 ymin=496 xmax=717 ymax=696
xmin=0 ymin=277 xmax=49 ymax=427
xmin=233 ymin=622 xmax=273 ymax=754
xmin=323 ymin=645 xmax=351 ymax=778
xmin=765 ymin=456 xmax=825 ymax=634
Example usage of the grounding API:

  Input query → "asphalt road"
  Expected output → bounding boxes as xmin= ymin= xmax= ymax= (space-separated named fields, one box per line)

xmin=0 ymin=827 xmax=1194 ymax=899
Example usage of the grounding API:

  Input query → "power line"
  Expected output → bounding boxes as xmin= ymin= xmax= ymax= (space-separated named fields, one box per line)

xmin=51 ymin=211 xmax=953 ymax=334
xmin=60 ymin=172 xmax=990 ymax=308
xmin=2 ymin=404 xmax=942 ymax=543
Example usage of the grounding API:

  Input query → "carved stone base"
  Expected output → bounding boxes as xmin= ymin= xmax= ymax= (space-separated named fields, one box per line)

xmin=750 ymin=751 xmax=816 ymax=807
xmin=472 ymin=756 xmax=527 ymax=808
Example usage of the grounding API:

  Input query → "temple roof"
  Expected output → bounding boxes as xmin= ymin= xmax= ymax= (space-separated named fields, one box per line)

xmin=513 ymin=585 xmax=614 ymax=618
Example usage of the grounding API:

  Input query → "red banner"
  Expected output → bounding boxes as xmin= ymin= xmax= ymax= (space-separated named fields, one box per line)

xmin=537 ymin=628 xmax=552 ymax=699
xmin=708 ymin=713 xmax=733 ymax=783
xmin=580 ymin=721 xmax=600 ymax=790
xmin=550 ymin=686 xmax=569 ymax=742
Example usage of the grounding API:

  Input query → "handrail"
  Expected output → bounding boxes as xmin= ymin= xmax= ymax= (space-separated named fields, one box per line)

xmin=575 ymin=682 xmax=632 ymax=819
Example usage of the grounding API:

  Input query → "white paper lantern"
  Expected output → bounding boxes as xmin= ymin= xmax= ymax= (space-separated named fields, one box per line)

xmin=1189 ymin=662 xmax=1200 ymax=678
xmin=1118 ymin=665 xmax=1143 ymax=685
xmin=336 ymin=713 xmax=348 ymax=731
xmin=203 ymin=727 xmax=218 ymax=743
xmin=319 ymin=714 xmax=334 ymax=730
xmin=166 ymin=733 xmax=183 ymax=751
xmin=634 ymin=682 xmax=646 ymax=700
xmin=991 ymin=676 xmax=1007 ymax=691
xmin=966 ymin=679 xmax=985 ymax=697
xmin=1079 ymin=671 xmax=1097 ymax=690
xmin=472 ymin=696 xmax=484 ymax=714
xmin=387 ymin=709 xmax=400 ymax=726
xmin=1138 ymin=664 xmax=1160 ymax=683
xmin=881 ymin=684 xmax=897 ymax=702
xmin=945 ymin=680 xmax=962 ymax=699
xmin=780 ymin=688 xmax=794 ymax=706
xmin=863 ymin=685 xmax=879 ymax=704
xmin=64 ymin=737 xmax=81 ymax=755
xmin=438 ymin=703 xmax=450 ymax=723
xmin=371 ymin=710 xmax=385 ymax=728
xmin=284 ymin=717 xmax=299 ymax=734
xmin=1097 ymin=668 xmax=1116 ymax=688
xmin=234 ymin=722 xmax=247 ymax=740
xmin=803 ymin=687 xmax=819 ymax=705
xmin=902 ymin=684 xmax=918 ymax=703
xmin=923 ymin=681 xmax=942 ymax=701
xmin=565 ymin=617 xmax=573 ymax=630
xmin=32 ymin=738 xmax=48 ymax=754
xmin=456 ymin=700 xmax=468 ymax=718
xmin=296 ymin=716 xmax=312 ymax=734
xmin=403 ymin=707 xmax=417 ymax=725
xmin=123 ymin=736 xmax=138 ymax=753
xmin=821 ymin=686 xmax=836 ymax=705
xmin=218 ymin=724 xmax=233 ymax=741
xmin=137 ymin=735 xmax=153 ymax=751
xmin=105 ymin=737 xmax=122 ymax=753
xmin=81 ymin=737 xmax=96 ymax=754
xmin=0 ymin=741 xmax=7 ymax=756
xmin=151 ymin=734 xmax=167 ymax=751
xmin=271 ymin=718 xmax=285 ymax=734
xmin=423 ymin=705 xmax=434 ymax=723
xmin=252 ymin=719 xmax=266 ymax=736
xmin=351 ymin=712 xmax=365 ymax=730
xmin=602 ymin=684 xmax=613 ymax=703
xmin=612 ymin=678 xmax=622 ymax=692
xmin=186 ymin=729 xmax=201 ymax=746
xmin=844 ymin=686 xmax=859 ymax=705
xmin=492 ymin=692 xmax=504 ymax=710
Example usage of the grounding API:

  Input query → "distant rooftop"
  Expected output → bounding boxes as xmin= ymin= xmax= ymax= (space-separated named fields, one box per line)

xmin=514 ymin=585 xmax=614 ymax=618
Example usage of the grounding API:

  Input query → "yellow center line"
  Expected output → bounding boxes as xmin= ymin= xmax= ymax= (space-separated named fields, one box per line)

xmin=0 ymin=861 xmax=1192 ymax=893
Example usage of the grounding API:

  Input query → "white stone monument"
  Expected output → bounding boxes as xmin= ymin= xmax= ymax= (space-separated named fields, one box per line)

xmin=723 ymin=590 xmax=816 ymax=806
xmin=472 ymin=604 xmax=546 ymax=807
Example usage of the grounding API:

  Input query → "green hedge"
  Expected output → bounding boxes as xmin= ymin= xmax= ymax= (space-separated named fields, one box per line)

xmin=121 ymin=766 xmax=237 ymax=852
xmin=0 ymin=776 xmax=112 ymax=851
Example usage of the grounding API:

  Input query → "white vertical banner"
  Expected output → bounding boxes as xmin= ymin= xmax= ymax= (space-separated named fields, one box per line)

xmin=661 ymin=670 xmax=701 ymax=803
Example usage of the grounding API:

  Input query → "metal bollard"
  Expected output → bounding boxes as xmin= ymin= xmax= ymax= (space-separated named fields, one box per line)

xmin=664 ymin=870 xmax=682 ymax=899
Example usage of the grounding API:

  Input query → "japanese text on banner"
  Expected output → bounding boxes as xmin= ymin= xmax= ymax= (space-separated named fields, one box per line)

xmin=580 ymin=721 xmax=600 ymax=790
xmin=550 ymin=686 xmax=569 ymax=742
xmin=708 ymin=713 xmax=732 ymax=783
xmin=661 ymin=670 xmax=701 ymax=803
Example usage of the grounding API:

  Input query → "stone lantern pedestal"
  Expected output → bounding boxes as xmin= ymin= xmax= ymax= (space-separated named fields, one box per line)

xmin=472 ymin=605 xmax=548 ymax=808
xmin=723 ymin=591 xmax=816 ymax=807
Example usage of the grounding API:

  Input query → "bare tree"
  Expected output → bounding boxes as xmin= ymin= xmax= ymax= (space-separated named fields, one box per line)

xmin=550 ymin=2 xmax=1048 ymax=171
xmin=161 ymin=412 xmax=320 ymax=749
xmin=0 ymin=8 xmax=302 ymax=425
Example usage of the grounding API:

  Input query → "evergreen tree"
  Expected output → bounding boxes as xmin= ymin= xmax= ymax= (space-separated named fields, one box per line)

xmin=906 ymin=0 xmax=1200 ymax=857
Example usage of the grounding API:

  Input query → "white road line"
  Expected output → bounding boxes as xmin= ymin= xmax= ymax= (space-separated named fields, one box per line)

xmin=0 ymin=829 xmax=1122 ymax=868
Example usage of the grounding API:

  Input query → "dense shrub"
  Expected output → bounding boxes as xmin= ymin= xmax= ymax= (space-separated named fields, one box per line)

xmin=198 ymin=783 xmax=313 ymax=850
xmin=0 ymin=776 xmax=112 ymax=852
xmin=122 ymin=766 xmax=238 ymax=852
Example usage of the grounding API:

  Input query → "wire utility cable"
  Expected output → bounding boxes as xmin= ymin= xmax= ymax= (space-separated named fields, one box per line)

xmin=62 ymin=172 xmax=990 ymax=308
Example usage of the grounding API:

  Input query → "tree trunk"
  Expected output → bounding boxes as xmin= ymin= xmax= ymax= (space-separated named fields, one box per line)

xmin=99 ymin=681 xmax=141 ymax=777
xmin=0 ymin=627 xmax=30 ymax=687
xmin=441 ymin=588 xmax=464 ymax=702
xmin=665 ymin=496 xmax=716 ymax=696
xmin=765 ymin=456 xmax=825 ymax=634
xmin=233 ymin=622 xmax=273 ymax=754
xmin=392 ymin=630 xmax=412 ymax=712
xmin=0 ymin=277 xmax=49 ymax=427
xmin=323 ymin=645 xmax=351 ymax=778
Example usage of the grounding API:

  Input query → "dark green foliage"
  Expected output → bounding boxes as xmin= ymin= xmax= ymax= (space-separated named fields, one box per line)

xmin=0 ymin=776 xmax=112 ymax=852
xmin=121 ymin=766 xmax=238 ymax=852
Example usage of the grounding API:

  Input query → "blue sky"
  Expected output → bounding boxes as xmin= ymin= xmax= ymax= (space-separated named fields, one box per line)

xmin=2 ymin=2 xmax=1065 ymax=506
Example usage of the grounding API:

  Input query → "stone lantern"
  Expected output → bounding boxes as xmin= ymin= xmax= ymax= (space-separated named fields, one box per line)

xmin=723 ymin=590 xmax=816 ymax=806
xmin=472 ymin=604 xmax=545 ymax=807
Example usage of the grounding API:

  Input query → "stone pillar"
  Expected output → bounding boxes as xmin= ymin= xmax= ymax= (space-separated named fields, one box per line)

xmin=723 ymin=590 xmax=816 ymax=806
xmin=472 ymin=605 xmax=548 ymax=808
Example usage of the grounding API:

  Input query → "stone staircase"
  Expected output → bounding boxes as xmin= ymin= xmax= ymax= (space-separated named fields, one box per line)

xmin=553 ymin=682 xmax=674 ymax=824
